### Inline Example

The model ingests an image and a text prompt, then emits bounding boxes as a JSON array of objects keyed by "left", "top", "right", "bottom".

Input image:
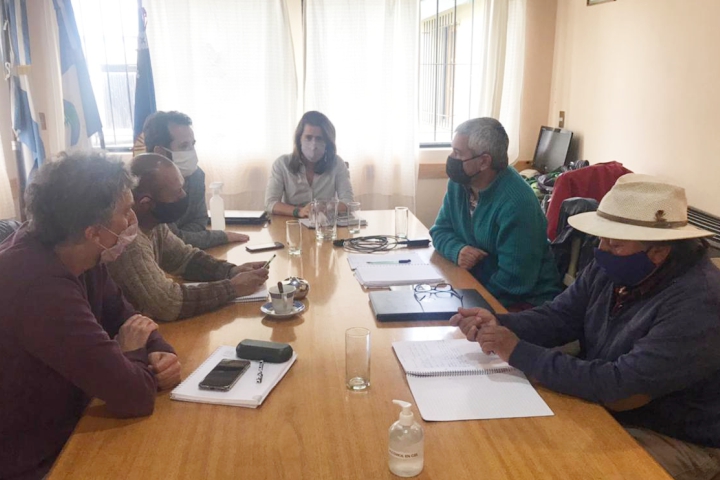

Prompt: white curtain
[
  {"left": 0, "top": 79, "right": 16, "bottom": 219},
  {"left": 304, "top": 0, "right": 418, "bottom": 211},
  {"left": 466, "top": 0, "right": 526, "bottom": 162},
  {"left": 146, "top": 0, "right": 297, "bottom": 209},
  {"left": 0, "top": 145, "right": 15, "bottom": 220}
]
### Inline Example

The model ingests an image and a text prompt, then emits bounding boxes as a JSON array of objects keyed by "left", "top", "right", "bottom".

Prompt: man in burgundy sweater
[{"left": 0, "top": 152, "right": 181, "bottom": 480}]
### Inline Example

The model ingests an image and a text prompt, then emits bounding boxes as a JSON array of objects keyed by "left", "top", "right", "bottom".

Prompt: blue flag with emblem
[
  {"left": 1, "top": 0, "right": 45, "bottom": 181},
  {"left": 132, "top": 4, "right": 156, "bottom": 156},
  {"left": 53, "top": 0, "right": 102, "bottom": 149}
]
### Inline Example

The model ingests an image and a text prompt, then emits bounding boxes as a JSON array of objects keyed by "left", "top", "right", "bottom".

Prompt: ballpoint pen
[
  {"left": 367, "top": 259, "right": 412, "bottom": 264},
  {"left": 262, "top": 254, "right": 277, "bottom": 269},
  {"left": 256, "top": 360, "right": 264, "bottom": 384}
]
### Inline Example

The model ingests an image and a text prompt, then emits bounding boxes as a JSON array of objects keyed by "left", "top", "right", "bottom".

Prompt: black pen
[{"left": 256, "top": 360, "right": 264, "bottom": 384}]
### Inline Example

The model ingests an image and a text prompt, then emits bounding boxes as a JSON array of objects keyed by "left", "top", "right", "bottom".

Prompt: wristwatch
[{"left": 293, "top": 207, "right": 300, "bottom": 218}]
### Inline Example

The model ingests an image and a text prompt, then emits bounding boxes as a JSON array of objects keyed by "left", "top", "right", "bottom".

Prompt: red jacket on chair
[{"left": 546, "top": 161, "right": 633, "bottom": 240}]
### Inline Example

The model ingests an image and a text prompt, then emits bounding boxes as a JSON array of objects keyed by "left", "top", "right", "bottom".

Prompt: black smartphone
[
  {"left": 198, "top": 359, "right": 251, "bottom": 391},
  {"left": 245, "top": 241, "right": 284, "bottom": 253}
]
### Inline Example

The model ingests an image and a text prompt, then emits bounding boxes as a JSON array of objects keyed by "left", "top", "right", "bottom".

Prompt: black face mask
[
  {"left": 445, "top": 155, "right": 484, "bottom": 186},
  {"left": 151, "top": 195, "right": 190, "bottom": 224}
]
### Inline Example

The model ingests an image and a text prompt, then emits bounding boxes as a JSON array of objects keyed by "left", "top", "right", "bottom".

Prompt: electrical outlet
[{"left": 558, "top": 111, "right": 565, "bottom": 128}]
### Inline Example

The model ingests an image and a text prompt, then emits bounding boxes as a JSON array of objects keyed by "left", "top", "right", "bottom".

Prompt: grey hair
[
  {"left": 455, "top": 117, "right": 509, "bottom": 170},
  {"left": 25, "top": 150, "right": 134, "bottom": 246}
]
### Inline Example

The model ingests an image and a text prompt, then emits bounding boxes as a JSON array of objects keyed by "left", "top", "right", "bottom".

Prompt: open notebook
[
  {"left": 393, "top": 339, "right": 553, "bottom": 421},
  {"left": 171, "top": 346, "right": 297, "bottom": 408}
]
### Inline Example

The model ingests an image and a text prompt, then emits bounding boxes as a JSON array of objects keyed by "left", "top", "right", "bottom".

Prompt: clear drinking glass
[
  {"left": 395, "top": 206, "right": 409, "bottom": 239},
  {"left": 345, "top": 327, "right": 370, "bottom": 391},
  {"left": 347, "top": 201, "right": 361, "bottom": 234},
  {"left": 286, "top": 220, "right": 302, "bottom": 255},
  {"left": 311, "top": 198, "right": 339, "bottom": 242}
]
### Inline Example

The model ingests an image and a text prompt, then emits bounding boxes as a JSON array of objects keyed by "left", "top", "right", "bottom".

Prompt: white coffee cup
[{"left": 269, "top": 285, "right": 296, "bottom": 315}]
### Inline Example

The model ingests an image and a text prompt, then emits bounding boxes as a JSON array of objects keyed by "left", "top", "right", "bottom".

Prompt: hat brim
[{"left": 568, "top": 212, "right": 714, "bottom": 241}]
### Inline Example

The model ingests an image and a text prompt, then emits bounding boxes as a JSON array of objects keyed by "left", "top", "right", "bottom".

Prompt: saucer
[{"left": 261, "top": 301, "right": 305, "bottom": 319}]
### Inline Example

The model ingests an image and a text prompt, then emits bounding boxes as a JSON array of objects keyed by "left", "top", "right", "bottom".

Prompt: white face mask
[
  {"left": 301, "top": 139, "right": 326, "bottom": 163},
  {"left": 169, "top": 149, "right": 199, "bottom": 177},
  {"left": 97, "top": 222, "right": 138, "bottom": 263}
]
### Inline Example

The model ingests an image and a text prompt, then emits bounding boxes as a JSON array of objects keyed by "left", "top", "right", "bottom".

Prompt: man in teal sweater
[{"left": 430, "top": 118, "right": 560, "bottom": 308}]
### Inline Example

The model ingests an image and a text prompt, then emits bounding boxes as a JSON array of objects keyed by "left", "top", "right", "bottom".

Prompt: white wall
[{"left": 550, "top": 0, "right": 720, "bottom": 216}]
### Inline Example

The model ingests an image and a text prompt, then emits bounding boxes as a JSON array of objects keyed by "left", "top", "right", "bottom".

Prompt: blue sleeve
[
  {"left": 508, "top": 280, "right": 720, "bottom": 404},
  {"left": 170, "top": 169, "right": 228, "bottom": 249},
  {"left": 429, "top": 183, "right": 466, "bottom": 264},
  {"left": 499, "top": 264, "right": 593, "bottom": 347},
  {"left": 487, "top": 201, "right": 551, "bottom": 297}
]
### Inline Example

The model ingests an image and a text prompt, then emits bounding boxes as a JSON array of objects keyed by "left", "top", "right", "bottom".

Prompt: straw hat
[{"left": 568, "top": 174, "right": 713, "bottom": 241}]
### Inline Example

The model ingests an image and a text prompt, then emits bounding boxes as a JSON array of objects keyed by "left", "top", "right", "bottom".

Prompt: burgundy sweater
[{"left": 0, "top": 228, "right": 176, "bottom": 480}]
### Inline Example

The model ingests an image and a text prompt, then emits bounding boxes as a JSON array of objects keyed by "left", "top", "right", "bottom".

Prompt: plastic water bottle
[{"left": 209, "top": 182, "right": 225, "bottom": 231}]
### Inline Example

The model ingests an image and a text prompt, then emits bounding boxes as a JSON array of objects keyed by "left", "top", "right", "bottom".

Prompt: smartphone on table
[
  {"left": 245, "top": 242, "right": 284, "bottom": 253},
  {"left": 198, "top": 359, "right": 251, "bottom": 391}
]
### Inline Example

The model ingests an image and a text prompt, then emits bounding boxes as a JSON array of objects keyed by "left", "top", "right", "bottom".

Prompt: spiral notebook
[
  {"left": 170, "top": 346, "right": 297, "bottom": 408},
  {"left": 392, "top": 339, "right": 553, "bottom": 421}
]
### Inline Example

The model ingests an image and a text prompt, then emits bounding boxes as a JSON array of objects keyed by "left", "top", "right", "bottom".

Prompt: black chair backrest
[{"left": 551, "top": 198, "right": 600, "bottom": 283}]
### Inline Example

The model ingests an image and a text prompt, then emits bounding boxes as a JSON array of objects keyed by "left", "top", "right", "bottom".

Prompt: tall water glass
[
  {"left": 345, "top": 327, "right": 370, "bottom": 391},
  {"left": 347, "top": 201, "right": 361, "bottom": 234},
  {"left": 395, "top": 206, "right": 409, "bottom": 239},
  {"left": 312, "top": 198, "right": 339, "bottom": 242},
  {"left": 286, "top": 220, "right": 302, "bottom": 255}
]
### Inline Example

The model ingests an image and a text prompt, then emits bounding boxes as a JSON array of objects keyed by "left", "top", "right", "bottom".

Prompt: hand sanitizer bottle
[
  {"left": 388, "top": 400, "right": 424, "bottom": 477},
  {"left": 209, "top": 182, "right": 225, "bottom": 231}
]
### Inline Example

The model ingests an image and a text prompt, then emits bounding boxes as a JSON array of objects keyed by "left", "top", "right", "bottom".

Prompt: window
[
  {"left": 418, "top": 0, "right": 525, "bottom": 147},
  {"left": 419, "top": 9, "right": 456, "bottom": 145},
  {"left": 72, "top": 0, "right": 137, "bottom": 150}
]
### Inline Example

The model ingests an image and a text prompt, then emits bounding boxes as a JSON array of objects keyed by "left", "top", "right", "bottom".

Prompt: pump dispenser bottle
[
  {"left": 388, "top": 399, "right": 424, "bottom": 477},
  {"left": 209, "top": 182, "right": 225, "bottom": 231}
]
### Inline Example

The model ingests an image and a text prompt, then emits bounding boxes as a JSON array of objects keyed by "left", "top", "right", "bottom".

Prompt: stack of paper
[
  {"left": 171, "top": 346, "right": 297, "bottom": 408},
  {"left": 392, "top": 339, "right": 553, "bottom": 421},
  {"left": 354, "top": 264, "right": 445, "bottom": 288},
  {"left": 184, "top": 284, "right": 268, "bottom": 303},
  {"left": 347, "top": 252, "right": 424, "bottom": 270}
]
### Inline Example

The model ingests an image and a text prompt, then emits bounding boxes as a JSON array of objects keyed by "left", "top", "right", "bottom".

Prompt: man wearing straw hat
[{"left": 450, "top": 174, "right": 720, "bottom": 480}]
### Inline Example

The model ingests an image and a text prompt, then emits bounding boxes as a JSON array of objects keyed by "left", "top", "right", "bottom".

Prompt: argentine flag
[
  {"left": 53, "top": 0, "right": 102, "bottom": 150},
  {"left": 1, "top": 0, "right": 45, "bottom": 181}
]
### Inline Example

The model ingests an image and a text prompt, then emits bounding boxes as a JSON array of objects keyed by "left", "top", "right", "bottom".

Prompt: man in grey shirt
[{"left": 143, "top": 111, "right": 249, "bottom": 249}]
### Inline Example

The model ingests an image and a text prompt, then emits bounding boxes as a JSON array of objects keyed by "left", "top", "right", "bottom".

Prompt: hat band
[{"left": 597, "top": 210, "right": 687, "bottom": 229}]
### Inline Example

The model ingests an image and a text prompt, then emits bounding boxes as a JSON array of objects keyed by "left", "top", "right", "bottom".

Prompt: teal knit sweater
[{"left": 429, "top": 168, "right": 560, "bottom": 307}]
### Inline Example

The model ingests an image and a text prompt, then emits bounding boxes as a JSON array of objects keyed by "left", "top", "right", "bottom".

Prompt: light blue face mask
[{"left": 593, "top": 248, "right": 657, "bottom": 286}]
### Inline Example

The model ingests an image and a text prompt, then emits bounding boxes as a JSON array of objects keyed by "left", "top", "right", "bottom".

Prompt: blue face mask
[{"left": 593, "top": 248, "right": 657, "bottom": 286}]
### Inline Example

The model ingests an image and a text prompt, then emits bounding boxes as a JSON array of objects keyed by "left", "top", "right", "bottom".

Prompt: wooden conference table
[{"left": 49, "top": 211, "right": 669, "bottom": 480}]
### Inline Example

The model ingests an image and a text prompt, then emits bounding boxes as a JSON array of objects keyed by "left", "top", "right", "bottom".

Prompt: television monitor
[{"left": 532, "top": 126, "right": 573, "bottom": 174}]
